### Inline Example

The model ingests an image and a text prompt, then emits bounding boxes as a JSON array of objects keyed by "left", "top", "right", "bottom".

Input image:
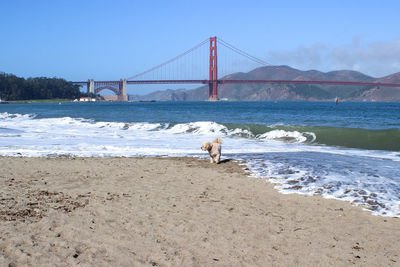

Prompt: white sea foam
[
  {"left": 258, "top": 129, "right": 309, "bottom": 143},
  {"left": 1, "top": 112, "right": 399, "bottom": 217},
  {"left": 245, "top": 153, "right": 400, "bottom": 217}
]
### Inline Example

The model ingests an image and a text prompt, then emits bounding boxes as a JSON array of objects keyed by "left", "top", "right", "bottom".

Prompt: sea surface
[{"left": 1, "top": 101, "right": 399, "bottom": 217}]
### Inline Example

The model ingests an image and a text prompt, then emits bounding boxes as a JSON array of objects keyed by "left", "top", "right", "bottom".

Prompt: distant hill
[
  {"left": 360, "top": 72, "right": 400, "bottom": 101},
  {"left": 129, "top": 66, "right": 400, "bottom": 101}
]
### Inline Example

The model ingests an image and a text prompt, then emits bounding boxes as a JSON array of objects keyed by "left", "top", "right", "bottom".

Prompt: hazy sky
[{"left": 1, "top": 0, "right": 400, "bottom": 84}]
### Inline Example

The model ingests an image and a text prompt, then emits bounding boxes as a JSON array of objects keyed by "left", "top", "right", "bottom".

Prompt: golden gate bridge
[{"left": 73, "top": 37, "right": 400, "bottom": 101}]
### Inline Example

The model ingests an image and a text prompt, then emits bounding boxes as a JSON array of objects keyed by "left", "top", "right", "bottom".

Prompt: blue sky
[{"left": 1, "top": 0, "right": 400, "bottom": 90}]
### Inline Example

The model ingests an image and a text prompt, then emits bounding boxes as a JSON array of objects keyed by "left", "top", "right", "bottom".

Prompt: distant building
[{"left": 78, "top": 97, "right": 96, "bottom": 102}]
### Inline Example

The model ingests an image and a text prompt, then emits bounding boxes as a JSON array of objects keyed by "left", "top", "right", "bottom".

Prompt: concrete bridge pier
[
  {"left": 119, "top": 79, "right": 128, "bottom": 101},
  {"left": 88, "top": 79, "right": 95, "bottom": 96}
]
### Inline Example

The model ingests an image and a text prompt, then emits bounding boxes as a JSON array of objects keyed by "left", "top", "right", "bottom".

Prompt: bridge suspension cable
[
  {"left": 218, "top": 38, "right": 270, "bottom": 66},
  {"left": 126, "top": 38, "right": 209, "bottom": 80}
]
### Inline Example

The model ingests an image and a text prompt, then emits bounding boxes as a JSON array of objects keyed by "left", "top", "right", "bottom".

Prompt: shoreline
[{"left": 1, "top": 156, "right": 399, "bottom": 266}]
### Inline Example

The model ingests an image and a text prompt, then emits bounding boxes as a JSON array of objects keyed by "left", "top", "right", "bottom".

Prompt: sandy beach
[{"left": 0, "top": 156, "right": 399, "bottom": 266}]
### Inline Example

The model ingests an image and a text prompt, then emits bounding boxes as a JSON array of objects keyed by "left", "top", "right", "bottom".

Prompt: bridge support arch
[{"left": 87, "top": 79, "right": 128, "bottom": 101}]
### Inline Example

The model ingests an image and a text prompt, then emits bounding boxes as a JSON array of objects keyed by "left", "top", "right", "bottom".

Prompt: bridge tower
[
  {"left": 208, "top": 36, "right": 218, "bottom": 101},
  {"left": 88, "top": 79, "right": 95, "bottom": 96},
  {"left": 118, "top": 79, "right": 128, "bottom": 101}
]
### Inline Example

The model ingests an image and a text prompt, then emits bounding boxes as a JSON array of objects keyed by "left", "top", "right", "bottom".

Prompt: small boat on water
[{"left": 0, "top": 97, "right": 9, "bottom": 104}]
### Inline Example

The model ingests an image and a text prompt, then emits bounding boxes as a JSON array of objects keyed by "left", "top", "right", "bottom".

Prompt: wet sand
[{"left": 0, "top": 157, "right": 399, "bottom": 266}]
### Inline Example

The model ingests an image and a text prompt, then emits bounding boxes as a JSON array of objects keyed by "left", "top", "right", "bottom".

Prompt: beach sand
[{"left": 0, "top": 157, "right": 399, "bottom": 266}]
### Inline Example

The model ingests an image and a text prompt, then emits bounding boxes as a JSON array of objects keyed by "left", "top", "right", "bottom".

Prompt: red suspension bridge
[{"left": 73, "top": 37, "right": 400, "bottom": 101}]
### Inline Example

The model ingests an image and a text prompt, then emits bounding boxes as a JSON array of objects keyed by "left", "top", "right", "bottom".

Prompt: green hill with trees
[{"left": 0, "top": 72, "right": 82, "bottom": 101}]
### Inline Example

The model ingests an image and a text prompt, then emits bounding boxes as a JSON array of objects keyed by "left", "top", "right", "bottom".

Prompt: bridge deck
[{"left": 72, "top": 80, "right": 400, "bottom": 88}]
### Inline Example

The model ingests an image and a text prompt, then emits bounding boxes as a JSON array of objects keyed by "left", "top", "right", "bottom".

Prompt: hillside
[
  {"left": 0, "top": 73, "right": 82, "bottom": 101},
  {"left": 130, "top": 66, "right": 400, "bottom": 101},
  {"left": 358, "top": 72, "right": 400, "bottom": 101}
]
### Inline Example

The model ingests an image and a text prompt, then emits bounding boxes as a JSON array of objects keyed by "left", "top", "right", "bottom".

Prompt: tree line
[{"left": 0, "top": 72, "right": 83, "bottom": 101}]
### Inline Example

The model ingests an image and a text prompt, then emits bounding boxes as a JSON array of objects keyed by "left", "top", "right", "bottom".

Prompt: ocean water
[{"left": 1, "top": 101, "right": 399, "bottom": 217}]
